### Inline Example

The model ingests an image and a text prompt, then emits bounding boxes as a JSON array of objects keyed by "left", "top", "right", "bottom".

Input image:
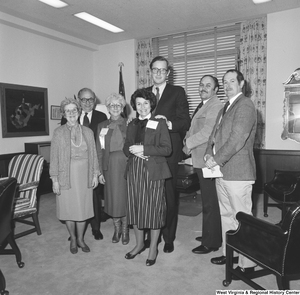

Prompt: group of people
[{"left": 50, "top": 55, "right": 257, "bottom": 274}]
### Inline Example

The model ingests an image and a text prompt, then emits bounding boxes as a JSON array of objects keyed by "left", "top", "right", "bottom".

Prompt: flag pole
[{"left": 118, "top": 62, "right": 127, "bottom": 118}]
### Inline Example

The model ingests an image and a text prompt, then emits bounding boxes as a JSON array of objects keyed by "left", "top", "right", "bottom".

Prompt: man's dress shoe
[
  {"left": 92, "top": 230, "right": 103, "bottom": 240},
  {"left": 232, "top": 266, "right": 255, "bottom": 280},
  {"left": 163, "top": 243, "right": 174, "bottom": 253},
  {"left": 211, "top": 255, "right": 238, "bottom": 265},
  {"left": 195, "top": 236, "right": 202, "bottom": 242},
  {"left": 192, "top": 245, "right": 218, "bottom": 254}
]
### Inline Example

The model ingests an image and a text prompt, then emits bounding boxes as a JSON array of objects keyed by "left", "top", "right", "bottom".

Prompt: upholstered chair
[{"left": 8, "top": 154, "right": 44, "bottom": 239}]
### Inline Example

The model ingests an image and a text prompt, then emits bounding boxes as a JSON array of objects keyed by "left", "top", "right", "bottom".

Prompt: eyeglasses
[
  {"left": 151, "top": 68, "right": 168, "bottom": 75},
  {"left": 80, "top": 97, "right": 95, "bottom": 104},
  {"left": 108, "top": 104, "right": 122, "bottom": 109},
  {"left": 64, "top": 108, "right": 78, "bottom": 115}
]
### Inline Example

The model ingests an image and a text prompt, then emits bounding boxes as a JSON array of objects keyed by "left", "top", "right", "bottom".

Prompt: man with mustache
[
  {"left": 183, "top": 75, "right": 223, "bottom": 254},
  {"left": 205, "top": 69, "right": 257, "bottom": 276}
]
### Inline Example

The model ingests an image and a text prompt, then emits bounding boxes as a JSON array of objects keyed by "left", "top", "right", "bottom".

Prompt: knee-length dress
[
  {"left": 103, "top": 150, "right": 127, "bottom": 217},
  {"left": 126, "top": 120, "right": 166, "bottom": 229},
  {"left": 96, "top": 117, "right": 127, "bottom": 218},
  {"left": 56, "top": 139, "right": 94, "bottom": 221}
]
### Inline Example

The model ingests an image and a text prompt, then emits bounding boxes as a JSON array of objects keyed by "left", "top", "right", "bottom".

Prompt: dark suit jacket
[
  {"left": 61, "top": 109, "right": 107, "bottom": 140},
  {"left": 147, "top": 84, "right": 190, "bottom": 163},
  {"left": 123, "top": 116, "right": 172, "bottom": 181},
  {"left": 205, "top": 94, "right": 257, "bottom": 181}
]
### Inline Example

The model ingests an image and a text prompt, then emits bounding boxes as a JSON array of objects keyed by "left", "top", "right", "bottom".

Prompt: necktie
[
  {"left": 156, "top": 87, "right": 160, "bottom": 102},
  {"left": 192, "top": 102, "right": 203, "bottom": 119},
  {"left": 222, "top": 101, "right": 230, "bottom": 116},
  {"left": 83, "top": 112, "right": 89, "bottom": 127}
]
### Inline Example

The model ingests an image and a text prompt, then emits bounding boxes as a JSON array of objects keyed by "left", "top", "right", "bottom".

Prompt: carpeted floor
[{"left": 2, "top": 192, "right": 300, "bottom": 294}]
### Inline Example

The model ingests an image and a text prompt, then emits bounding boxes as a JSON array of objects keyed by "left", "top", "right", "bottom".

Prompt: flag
[{"left": 119, "top": 66, "right": 127, "bottom": 118}]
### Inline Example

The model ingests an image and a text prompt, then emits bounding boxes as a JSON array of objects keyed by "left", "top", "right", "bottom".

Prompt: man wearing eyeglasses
[
  {"left": 61, "top": 88, "right": 107, "bottom": 240},
  {"left": 146, "top": 56, "right": 190, "bottom": 253}
]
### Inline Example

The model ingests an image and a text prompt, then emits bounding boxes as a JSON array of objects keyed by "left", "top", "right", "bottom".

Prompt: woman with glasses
[
  {"left": 95, "top": 93, "right": 129, "bottom": 245},
  {"left": 50, "top": 97, "right": 100, "bottom": 254},
  {"left": 123, "top": 88, "right": 172, "bottom": 266}
]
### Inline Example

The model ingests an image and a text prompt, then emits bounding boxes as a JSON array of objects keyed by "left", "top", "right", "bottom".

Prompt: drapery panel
[
  {"left": 240, "top": 17, "right": 267, "bottom": 149},
  {"left": 136, "top": 39, "right": 153, "bottom": 89}
]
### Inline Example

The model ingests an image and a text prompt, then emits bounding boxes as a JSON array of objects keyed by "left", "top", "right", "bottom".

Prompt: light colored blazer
[
  {"left": 123, "top": 116, "right": 172, "bottom": 181},
  {"left": 50, "top": 124, "right": 100, "bottom": 189},
  {"left": 205, "top": 94, "right": 257, "bottom": 181},
  {"left": 185, "top": 95, "right": 223, "bottom": 168}
]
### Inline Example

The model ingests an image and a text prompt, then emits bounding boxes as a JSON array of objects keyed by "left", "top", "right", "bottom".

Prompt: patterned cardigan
[{"left": 50, "top": 124, "right": 100, "bottom": 190}]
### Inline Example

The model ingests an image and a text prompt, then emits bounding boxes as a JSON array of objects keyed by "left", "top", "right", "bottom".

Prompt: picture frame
[
  {"left": 51, "top": 105, "right": 62, "bottom": 120},
  {"left": 0, "top": 83, "right": 49, "bottom": 138}
]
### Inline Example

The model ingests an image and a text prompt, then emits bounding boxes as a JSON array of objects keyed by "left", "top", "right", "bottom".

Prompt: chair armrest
[
  {"left": 235, "top": 212, "right": 285, "bottom": 237},
  {"left": 18, "top": 181, "right": 39, "bottom": 192}
]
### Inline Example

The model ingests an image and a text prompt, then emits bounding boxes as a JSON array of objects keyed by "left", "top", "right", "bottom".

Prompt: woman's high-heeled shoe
[
  {"left": 146, "top": 250, "right": 158, "bottom": 266},
  {"left": 77, "top": 240, "right": 90, "bottom": 253},
  {"left": 70, "top": 240, "right": 78, "bottom": 254},
  {"left": 125, "top": 246, "right": 146, "bottom": 260}
]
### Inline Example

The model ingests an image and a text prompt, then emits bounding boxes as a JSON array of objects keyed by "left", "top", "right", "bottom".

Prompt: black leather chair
[
  {"left": 264, "top": 170, "right": 300, "bottom": 220},
  {"left": 223, "top": 202, "right": 300, "bottom": 290},
  {"left": 0, "top": 178, "right": 25, "bottom": 295}
]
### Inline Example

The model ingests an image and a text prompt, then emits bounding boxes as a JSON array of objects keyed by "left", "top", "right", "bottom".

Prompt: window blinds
[{"left": 152, "top": 23, "right": 240, "bottom": 115}]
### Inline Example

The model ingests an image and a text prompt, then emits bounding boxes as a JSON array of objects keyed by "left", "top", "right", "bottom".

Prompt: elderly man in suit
[
  {"left": 146, "top": 56, "right": 190, "bottom": 253},
  {"left": 204, "top": 69, "right": 257, "bottom": 276},
  {"left": 183, "top": 75, "right": 223, "bottom": 254},
  {"left": 61, "top": 88, "right": 107, "bottom": 240}
]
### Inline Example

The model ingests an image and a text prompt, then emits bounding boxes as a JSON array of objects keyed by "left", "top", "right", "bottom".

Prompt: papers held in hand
[{"left": 202, "top": 165, "right": 223, "bottom": 178}]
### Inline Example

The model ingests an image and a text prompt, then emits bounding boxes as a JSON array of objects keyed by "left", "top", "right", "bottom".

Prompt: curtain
[
  {"left": 240, "top": 17, "right": 267, "bottom": 149},
  {"left": 136, "top": 39, "right": 153, "bottom": 88}
]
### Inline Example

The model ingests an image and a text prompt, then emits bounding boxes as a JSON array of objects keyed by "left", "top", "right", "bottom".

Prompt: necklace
[{"left": 71, "top": 124, "right": 82, "bottom": 147}]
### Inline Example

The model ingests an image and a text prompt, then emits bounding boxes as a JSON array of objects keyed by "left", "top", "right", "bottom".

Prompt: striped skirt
[{"left": 127, "top": 156, "right": 166, "bottom": 229}]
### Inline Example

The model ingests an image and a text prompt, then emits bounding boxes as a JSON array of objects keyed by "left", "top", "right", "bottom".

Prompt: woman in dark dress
[
  {"left": 123, "top": 88, "right": 172, "bottom": 266},
  {"left": 96, "top": 93, "right": 129, "bottom": 245}
]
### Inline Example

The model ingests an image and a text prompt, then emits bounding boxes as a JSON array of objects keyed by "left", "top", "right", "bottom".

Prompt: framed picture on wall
[
  {"left": 51, "top": 105, "right": 62, "bottom": 120},
  {"left": 0, "top": 83, "right": 49, "bottom": 138}
]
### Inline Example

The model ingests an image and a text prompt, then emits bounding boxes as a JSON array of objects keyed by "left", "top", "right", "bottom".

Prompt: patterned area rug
[{"left": 178, "top": 192, "right": 202, "bottom": 216}]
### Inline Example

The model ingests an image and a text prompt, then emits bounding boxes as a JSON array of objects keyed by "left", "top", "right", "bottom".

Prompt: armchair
[
  {"left": 223, "top": 203, "right": 300, "bottom": 290},
  {"left": 263, "top": 170, "right": 300, "bottom": 220},
  {"left": 0, "top": 178, "right": 24, "bottom": 295},
  {"left": 8, "top": 154, "right": 44, "bottom": 239}
]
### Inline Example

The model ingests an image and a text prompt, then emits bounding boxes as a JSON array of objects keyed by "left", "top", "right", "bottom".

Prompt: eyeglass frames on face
[
  {"left": 108, "top": 104, "right": 122, "bottom": 109},
  {"left": 80, "top": 97, "right": 95, "bottom": 104},
  {"left": 151, "top": 68, "right": 168, "bottom": 75},
  {"left": 64, "top": 108, "right": 78, "bottom": 115}
]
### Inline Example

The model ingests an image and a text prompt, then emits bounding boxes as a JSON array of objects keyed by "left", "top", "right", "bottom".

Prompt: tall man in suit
[
  {"left": 183, "top": 75, "right": 223, "bottom": 254},
  {"left": 204, "top": 69, "right": 257, "bottom": 275},
  {"left": 147, "top": 56, "right": 190, "bottom": 253},
  {"left": 61, "top": 88, "right": 107, "bottom": 240}
]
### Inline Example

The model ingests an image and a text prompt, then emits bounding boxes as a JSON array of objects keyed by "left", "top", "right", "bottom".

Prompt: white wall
[
  {"left": 265, "top": 7, "right": 300, "bottom": 150},
  {"left": 1, "top": 7, "right": 300, "bottom": 154},
  {"left": 93, "top": 39, "right": 137, "bottom": 118},
  {"left": 0, "top": 22, "right": 94, "bottom": 154}
]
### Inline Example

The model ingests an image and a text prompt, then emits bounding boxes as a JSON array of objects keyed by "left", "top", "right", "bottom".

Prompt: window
[{"left": 152, "top": 23, "right": 240, "bottom": 115}]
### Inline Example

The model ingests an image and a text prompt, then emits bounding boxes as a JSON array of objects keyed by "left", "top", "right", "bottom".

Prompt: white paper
[
  {"left": 146, "top": 120, "right": 158, "bottom": 129},
  {"left": 202, "top": 165, "right": 223, "bottom": 178}
]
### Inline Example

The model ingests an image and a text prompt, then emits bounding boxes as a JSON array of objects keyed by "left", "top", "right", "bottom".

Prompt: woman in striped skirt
[{"left": 123, "top": 88, "right": 172, "bottom": 266}]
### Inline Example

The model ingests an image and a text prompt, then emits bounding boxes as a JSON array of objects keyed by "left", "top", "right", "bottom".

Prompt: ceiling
[{"left": 0, "top": 0, "right": 299, "bottom": 47}]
